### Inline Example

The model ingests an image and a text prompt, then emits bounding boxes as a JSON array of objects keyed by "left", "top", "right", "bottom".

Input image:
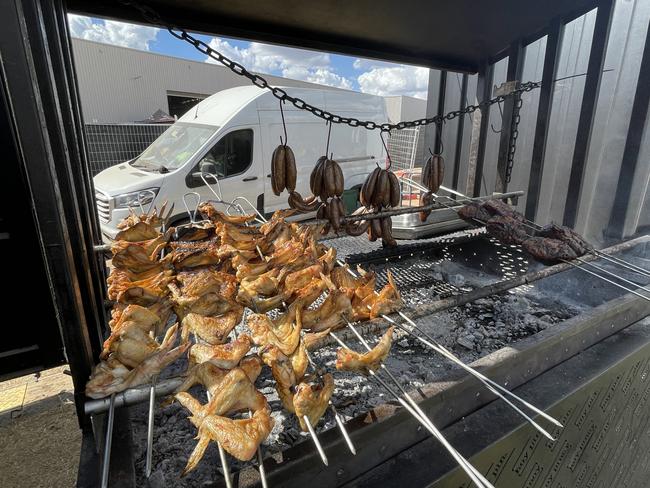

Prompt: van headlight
[{"left": 113, "top": 188, "right": 159, "bottom": 209}]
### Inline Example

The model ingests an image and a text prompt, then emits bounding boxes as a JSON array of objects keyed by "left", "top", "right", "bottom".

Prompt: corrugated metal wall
[
  {"left": 71, "top": 39, "right": 344, "bottom": 123},
  {"left": 423, "top": 0, "right": 650, "bottom": 246}
]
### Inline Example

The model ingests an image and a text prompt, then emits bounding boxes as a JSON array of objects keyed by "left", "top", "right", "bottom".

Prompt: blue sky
[{"left": 67, "top": 14, "right": 429, "bottom": 99}]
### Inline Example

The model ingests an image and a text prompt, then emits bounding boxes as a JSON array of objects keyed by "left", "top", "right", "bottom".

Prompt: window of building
[{"left": 167, "top": 94, "right": 205, "bottom": 119}]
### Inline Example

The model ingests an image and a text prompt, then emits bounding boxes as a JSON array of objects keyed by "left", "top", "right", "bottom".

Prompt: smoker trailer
[{"left": 1, "top": 0, "right": 649, "bottom": 486}]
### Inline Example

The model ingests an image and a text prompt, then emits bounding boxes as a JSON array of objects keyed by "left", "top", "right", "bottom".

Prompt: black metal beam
[
  {"left": 563, "top": 0, "right": 615, "bottom": 227},
  {"left": 495, "top": 41, "right": 526, "bottom": 193},
  {"left": 525, "top": 19, "right": 564, "bottom": 220},
  {"left": 452, "top": 74, "right": 469, "bottom": 192},
  {"left": 472, "top": 62, "right": 494, "bottom": 197},
  {"left": 434, "top": 71, "right": 447, "bottom": 154},
  {"left": 606, "top": 19, "right": 650, "bottom": 239},
  {"left": 0, "top": 0, "right": 105, "bottom": 427}
]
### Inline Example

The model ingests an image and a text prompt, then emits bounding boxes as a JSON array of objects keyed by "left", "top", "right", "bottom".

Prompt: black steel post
[
  {"left": 472, "top": 62, "right": 494, "bottom": 197},
  {"left": 452, "top": 74, "right": 469, "bottom": 193},
  {"left": 435, "top": 71, "right": 447, "bottom": 154},
  {"left": 606, "top": 19, "right": 650, "bottom": 239},
  {"left": 495, "top": 41, "right": 526, "bottom": 193},
  {"left": 0, "top": 0, "right": 105, "bottom": 426},
  {"left": 563, "top": 0, "right": 615, "bottom": 227},
  {"left": 525, "top": 19, "right": 563, "bottom": 221}
]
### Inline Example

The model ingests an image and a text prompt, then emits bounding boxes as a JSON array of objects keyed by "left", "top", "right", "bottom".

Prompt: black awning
[{"left": 68, "top": 0, "right": 600, "bottom": 73}]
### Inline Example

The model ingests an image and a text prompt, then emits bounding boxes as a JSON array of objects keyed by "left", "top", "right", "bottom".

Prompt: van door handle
[
  {"left": 243, "top": 176, "right": 258, "bottom": 182},
  {"left": 266, "top": 174, "right": 272, "bottom": 178}
]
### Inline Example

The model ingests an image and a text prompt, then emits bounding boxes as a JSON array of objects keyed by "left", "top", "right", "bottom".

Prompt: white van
[{"left": 94, "top": 86, "right": 387, "bottom": 240}]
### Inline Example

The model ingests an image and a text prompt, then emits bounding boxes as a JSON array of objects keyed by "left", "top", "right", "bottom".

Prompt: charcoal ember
[
  {"left": 457, "top": 202, "right": 492, "bottom": 223},
  {"left": 522, "top": 236, "right": 578, "bottom": 263},
  {"left": 485, "top": 216, "right": 529, "bottom": 245},
  {"left": 482, "top": 199, "right": 525, "bottom": 221},
  {"left": 538, "top": 224, "right": 592, "bottom": 256}
]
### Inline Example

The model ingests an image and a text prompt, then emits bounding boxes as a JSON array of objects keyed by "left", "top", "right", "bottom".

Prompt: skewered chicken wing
[
  {"left": 115, "top": 221, "right": 161, "bottom": 242},
  {"left": 336, "top": 326, "right": 394, "bottom": 374},
  {"left": 356, "top": 271, "right": 403, "bottom": 320},
  {"left": 117, "top": 202, "right": 171, "bottom": 230},
  {"left": 181, "top": 405, "right": 273, "bottom": 467},
  {"left": 301, "top": 290, "right": 353, "bottom": 332},
  {"left": 180, "top": 308, "right": 243, "bottom": 344},
  {"left": 112, "top": 244, "right": 162, "bottom": 274},
  {"left": 86, "top": 324, "right": 189, "bottom": 398},
  {"left": 260, "top": 345, "right": 299, "bottom": 411},
  {"left": 189, "top": 334, "right": 252, "bottom": 369},
  {"left": 248, "top": 306, "right": 303, "bottom": 355},
  {"left": 293, "top": 373, "right": 334, "bottom": 432}
]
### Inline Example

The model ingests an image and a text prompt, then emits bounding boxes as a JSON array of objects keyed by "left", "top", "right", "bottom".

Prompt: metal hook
[
  {"left": 380, "top": 130, "right": 392, "bottom": 170},
  {"left": 325, "top": 120, "right": 333, "bottom": 158},
  {"left": 182, "top": 192, "right": 201, "bottom": 223},
  {"left": 279, "top": 99, "right": 288, "bottom": 146},
  {"left": 490, "top": 100, "right": 504, "bottom": 133}
]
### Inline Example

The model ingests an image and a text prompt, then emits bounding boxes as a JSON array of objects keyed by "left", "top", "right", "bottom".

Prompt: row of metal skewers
[{"left": 91, "top": 172, "right": 648, "bottom": 488}]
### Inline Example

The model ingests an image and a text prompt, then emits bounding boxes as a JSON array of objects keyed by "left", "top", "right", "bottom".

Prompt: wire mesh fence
[
  {"left": 85, "top": 123, "right": 171, "bottom": 175},
  {"left": 387, "top": 127, "right": 423, "bottom": 172}
]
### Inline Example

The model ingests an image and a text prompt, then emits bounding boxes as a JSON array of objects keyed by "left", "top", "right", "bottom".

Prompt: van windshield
[{"left": 131, "top": 122, "right": 218, "bottom": 172}]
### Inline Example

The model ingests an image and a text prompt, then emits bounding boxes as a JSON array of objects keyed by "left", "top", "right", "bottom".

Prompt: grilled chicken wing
[
  {"left": 336, "top": 326, "right": 394, "bottom": 374},
  {"left": 260, "top": 345, "right": 298, "bottom": 412},
  {"left": 86, "top": 324, "right": 188, "bottom": 398},
  {"left": 356, "top": 271, "right": 403, "bottom": 320},
  {"left": 248, "top": 307, "right": 303, "bottom": 355},
  {"left": 112, "top": 245, "right": 162, "bottom": 274},
  {"left": 301, "top": 290, "right": 353, "bottom": 332},
  {"left": 180, "top": 308, "right": 243, "bottom": 344},
  {"left": 189, "top": 334, "right": 252, "bottom": 369},
  {"left": 293, "top": 373, "right": 334, "bottom": 432},
  {"left": 182, "top": 406, "right": 273, "bottom": 468},
  {"left": 115, "top": 221, "right": 161, "bottom": 242}
]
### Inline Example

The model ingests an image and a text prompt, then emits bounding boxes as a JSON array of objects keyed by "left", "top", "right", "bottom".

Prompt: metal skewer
[
  {"left": 303, "top": 414, "right": 329, "bottom": 466},
  {"left": 329, "top": 331, "right": 492, "bottom": 488},
  {"left": 575, "top": 257, "right": 650, "bottom": 294},
  {"left": 336, "top": 259, "right": 563, "bottom": 433},
  {"left": 205, "top": 389, "right": 234, "bottom": 488},
  {"left": 145, "top": 378, "right": 157, "bottom": 477},
  {"left": 390, "top": 312, "right": 563, "bottom": 429},
  {"left": 589, "top": 251, "right": 650, "bottom": 278},
  {"left": 100, "top": 393, "right": 116, "bottom": 488},
  {"left": 561, "top": 259, "right": 650, "bottom": 301},
  {"left": 304, "top": 348, "right": 357, "bottom": 455}
]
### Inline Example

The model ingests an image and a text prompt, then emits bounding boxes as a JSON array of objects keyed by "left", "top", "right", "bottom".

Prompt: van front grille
[{"left": 95, "top": 191, "right": 111, "bottom": 223}]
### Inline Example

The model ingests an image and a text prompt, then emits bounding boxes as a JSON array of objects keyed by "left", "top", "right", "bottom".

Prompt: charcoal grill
[{"left": 2, "top": 0, "right": 650, "bottom": 487}]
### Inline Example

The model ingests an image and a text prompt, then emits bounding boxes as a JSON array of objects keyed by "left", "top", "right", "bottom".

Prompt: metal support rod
[
  {"left": 100, "top": 393, "right": 116, "bottom": 488},
  {"left": 330, "top": 331, "right": 492, "bottom": 488},
  {"left": 145, "top": 381, "right": 156, "bottom": 478},
  {"left": 307, "top": 189, "right": 524, "bottom": 226}
]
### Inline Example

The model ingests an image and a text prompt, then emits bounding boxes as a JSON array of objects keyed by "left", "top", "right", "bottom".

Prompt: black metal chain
[
  {"left": 505, "top": 91, "right": 523, "bottom": 183},
  {"left": 121, "top": 0, "right": 540, "bottom": 133}
]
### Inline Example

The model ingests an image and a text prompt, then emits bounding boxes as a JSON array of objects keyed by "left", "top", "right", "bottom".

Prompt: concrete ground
[{"left": 0, "top": 366, "right": 81, "bottom": 488}]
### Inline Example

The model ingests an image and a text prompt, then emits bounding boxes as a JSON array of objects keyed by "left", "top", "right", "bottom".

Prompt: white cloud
[
  {"left": 357, "top": 65, "right": 429, "bottom": 99},
  {"left": 206, "top": 38, "right": 352, "bottom": 89},
  {"left": 67, "top": 14, "right": 159, "bottom": 51}
]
